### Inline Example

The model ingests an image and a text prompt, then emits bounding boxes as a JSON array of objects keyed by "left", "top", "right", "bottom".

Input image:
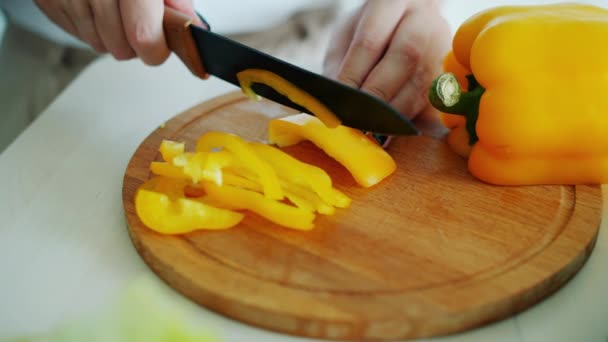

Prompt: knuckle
[
  {"left": 128, "top": 23, "right": 154, "bottom": 49},
  {"left": 395, "top": 42, "right": 421, "bottom": 66},
  {"left": 126, "top": 23, "right": 168, "bottom": 65}
]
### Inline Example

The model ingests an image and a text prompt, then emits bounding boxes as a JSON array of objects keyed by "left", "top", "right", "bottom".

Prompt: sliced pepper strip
[
  {"left": 248, "top": 142, "right": 351, "bottom": 208},
  {"left": 159, "top": 140, "right": 185, "bottom": 162},
  {"left": 223, "top": 166, "right": 319, "bottom": 213},
  {"left": 281, "top": 181, "right": 335, "bottom": 215},
  {"left": 268, "top": 114, "right": 396, "bottom": 187},
  {"left": 135, "top": 176, "right": 244, "bottom": 234},
  {"left": 196, "top": 132, "right": 283, "bottom": 200},
  {"left": 223, "top": 172, "right": 262, "bottom": 192},
  {"left": 172, "top": 151, "right": 232, "bottom": 185},
  {"left": 187, "top": 171, "right": 317, "bottom": 212},
  {"left": 282, "top": 189, "right": 316, "bottom": 212},
  {"left": 201, "top": 182, "right": 315, "bottom": 230},
  {"left": 151, "top": 149, "right": 232, "bottom": 185},
  {"left": 236, "top": 69, "right": 341, "bottom": 128},
  {"left": 150, "top": 162, "right": 188, "bottom": 180}
]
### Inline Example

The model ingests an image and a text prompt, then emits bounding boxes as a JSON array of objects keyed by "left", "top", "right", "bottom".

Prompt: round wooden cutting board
[{"left": 122, "top": 91, "right": 602, "bottom": 341}]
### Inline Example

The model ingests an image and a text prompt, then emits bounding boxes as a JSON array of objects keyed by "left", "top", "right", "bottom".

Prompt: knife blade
[{"left": 163, "top": 8, "right": 419, "bottom": 136}]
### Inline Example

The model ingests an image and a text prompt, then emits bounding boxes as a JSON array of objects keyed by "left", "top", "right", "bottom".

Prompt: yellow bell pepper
[
  {"left": 268, "top": 114, "right": 396, "bottom": 187},
  {"left": 237, "top": 69, "right": 341, "bottom": 128},
  {"left": 201, "top": 182, "right": 315, "bottom": 230},
  {"left": 135, "top": 176, "right": 244, "bottom": 234},
  {"left": 429, "top": 3, "right": 608, "bottom": 185},
  {"left": 196, "top": 132, "right": 283, "bottom": 199}
]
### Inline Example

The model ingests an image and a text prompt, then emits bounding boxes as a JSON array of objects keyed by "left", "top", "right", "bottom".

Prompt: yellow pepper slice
[
  {"left": 223, "top": 166, "right": 319, "bottom": 212},
  {"left": 196, "top": 132, "right": 283, "bottom": 200},
  {"left": 268, "top": 114, "right": 396, "bottom": 187},
  {"left": 172, "top": 151, "right": 232, "bottom": 185},
  {"left": 281, "top": 181, "right": 334, "bottom": 215},
  {"left": 248, "top": 142, "right": 351, "bottom": 208},
  {"left": 236, "top": 69, "right": 341, "bottom": 128},
  {"left": 159, "top": 140, "right": 185, "bottom": 162},
  {"left": 135, "top": 176, "right": 244, "bottom": 234},
  {"left": 151, "top": 148, "right": 232, "bottom": 185},
  {"left": 150, "top": 162, "right": 188, "bottom": 180},
  {"left": 201, "top": 182, "right": 315, "bottom": 230},
  {"left": 223, "top": 172, "right": 262, "bottom": 192},
  {"left": 282, "top": 189, "right": 317, "bottom": 213},
  {"left": 187, "top": 170, "right": 318, "bottom": 213}
]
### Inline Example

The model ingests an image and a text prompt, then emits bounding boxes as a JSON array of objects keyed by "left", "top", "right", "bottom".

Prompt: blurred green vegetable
[{"left": 4, "top": 276, "right": 218, "bottom": 342}]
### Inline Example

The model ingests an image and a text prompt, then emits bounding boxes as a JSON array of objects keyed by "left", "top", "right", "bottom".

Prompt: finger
[
  {"left": 120, "top": 0, "right": 170, "bottom": 65},
  {"left": 390, "top": 64, "right": 432, "bottom": 120},
  {"left": 402, "top": 12, "right": 451, "bottom": 121},
  {"left": 65, "top": 0, "right": 106, "bottom": 52},
  {"left": 90, "top": 0, "right": 135, "bottom": 60},
  {"left": 323, "top": 6, "right": 363, "bottom": 78},
  {"left": 360, "top": 7, "right": 432, "bottom": 102},
  {"left": 335, "top": 0, "right": 409, "bottom": 88},
  {"left": 165, "top": 0, "right": 204, "bottom": 26},
  {"left": 35, "top": 0, "right": 79, "bottom": 38}
]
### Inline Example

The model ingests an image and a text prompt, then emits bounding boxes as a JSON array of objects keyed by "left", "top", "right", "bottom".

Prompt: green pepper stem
[{"left": 428, "top": 72, "right": 485, "bottom": 145}]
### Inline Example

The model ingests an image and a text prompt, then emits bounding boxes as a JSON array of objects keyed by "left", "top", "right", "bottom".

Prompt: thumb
[{"left": 165, "top": 0, "right": 205, "bottom": 26}]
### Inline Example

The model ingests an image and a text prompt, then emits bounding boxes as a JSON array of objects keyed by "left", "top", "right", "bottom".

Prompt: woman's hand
[
  {"left": 324, "top": 0, "right": 451, "bottom": 121},
  {"left": 34, "top": 0, "right": 201, "bottom": 65}
]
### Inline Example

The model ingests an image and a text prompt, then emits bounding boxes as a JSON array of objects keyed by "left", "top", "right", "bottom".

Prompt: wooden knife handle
[{"left": 163, "top": 6, "right": 208, "bottom": 79}]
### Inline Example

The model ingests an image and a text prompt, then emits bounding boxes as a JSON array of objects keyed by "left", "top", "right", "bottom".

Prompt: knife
[{"left": 162, "top": 7, "right": 419, "bottom": 136}]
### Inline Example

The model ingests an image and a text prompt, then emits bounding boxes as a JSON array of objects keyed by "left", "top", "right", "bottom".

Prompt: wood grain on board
[{"left": 123, "top": 91, "right": 602, "bottom": 341}]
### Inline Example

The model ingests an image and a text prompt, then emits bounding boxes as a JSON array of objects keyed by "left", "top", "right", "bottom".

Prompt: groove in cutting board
[{"left": 123, "top": 91, "right": 602, "bottom": 341}]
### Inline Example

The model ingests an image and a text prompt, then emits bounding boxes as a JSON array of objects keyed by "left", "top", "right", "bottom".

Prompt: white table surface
[{"left": 2, "top": 2, "right": 608, "bottom": 341}]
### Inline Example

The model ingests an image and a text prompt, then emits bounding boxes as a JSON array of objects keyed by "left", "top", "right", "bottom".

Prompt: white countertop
[{"left": 2, "top": 2, "right": 608, "bottom": 341}]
